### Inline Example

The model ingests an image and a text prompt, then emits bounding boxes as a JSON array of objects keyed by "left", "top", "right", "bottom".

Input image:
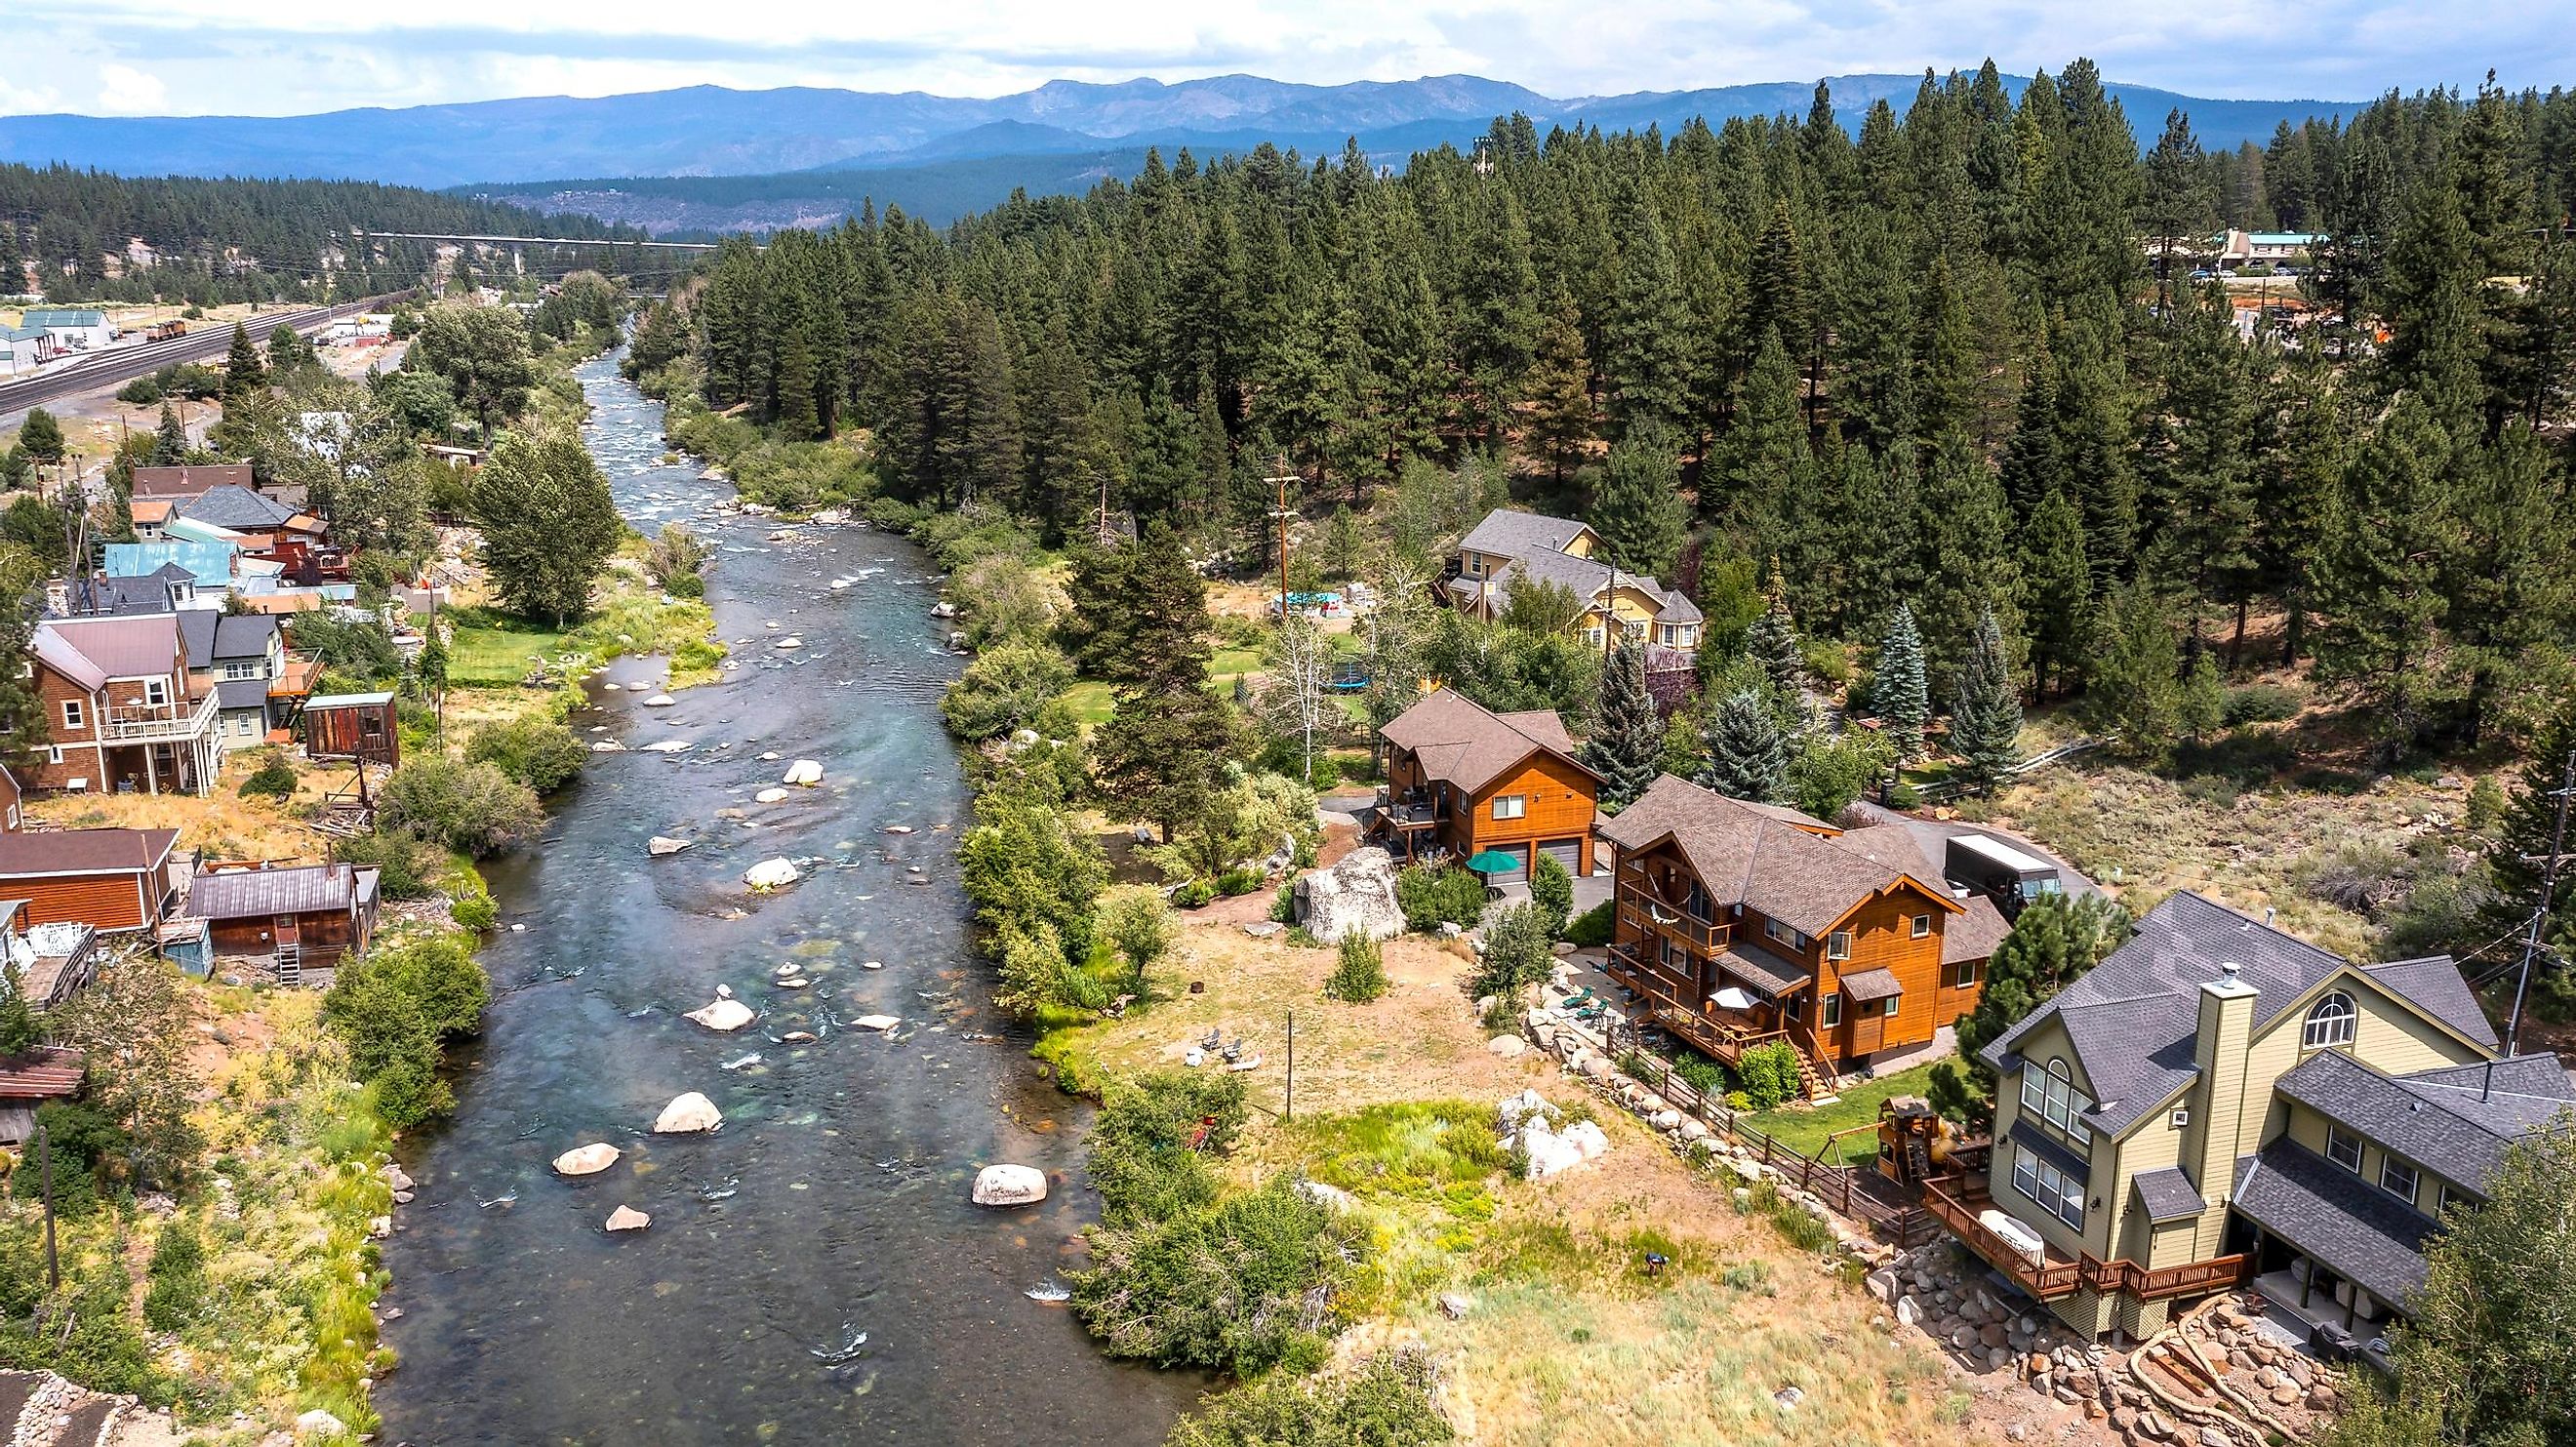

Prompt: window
[
  {"left": 1882, "top": 994, "right": 1901, "bottom": 1017},
  {"left": 1910, "top": 913, "right": 1932, "bottom": 939},
  {"left": 1467, "top": 554, "right": 1484, "bottom": 576},
  {"left": 2326, "top": 1125, "right": 2363, "bottom": 1174},
  {"left": 2437, "top": 1183, "right": 2467, "bottom": 1216},
  {"left": 1950, "top": 958, "right": 1982, "bottom": 989},
  {"left": 2303, "top": 992, "right": 2357, "bottom": 1051},
  {"left": 2380, "top": 1156, "right": 2419, "bottom": 1205},
  {"left": 1827, "top": 930, "right": 1852, "bottom": 961},
  {"left": 1784, "top": 991, "right": 1804, "bottom": 1022},
  {"left": 2011, "top": 1145, "right": 2086, "bottom": 1229},
  {"left": 1492, "top": 794, "right": 1526, "bottom": 821},
  {"left": 60, "top": 699, "right": 83, "bottom": 730},
  {"left": 1763, "top": 917, "right": 1808, "bottom": 950},
  {"left": 1820, "top": 993, "right": 1841, "bottom": 1028},
  {"left": 222, "top": 661, "right": 262, "bottom": 680},
  {"left": 142, "top": 678, "right": 168, "bottom": 707},
  {"left": 2019, "top": 1060, "right": 2094, "bottom": 1146},
  {"left": 2170, "top": 1106, "right": 2192, "bottom": 1130}
]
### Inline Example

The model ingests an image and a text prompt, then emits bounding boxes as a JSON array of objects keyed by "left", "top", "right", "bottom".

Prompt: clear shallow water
[{"left": 375, "top": 349, "right": 1198, "bottom": 1444}]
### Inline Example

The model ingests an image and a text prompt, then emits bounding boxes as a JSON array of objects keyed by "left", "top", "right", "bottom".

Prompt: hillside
[{"left": 0, "top": 72, "right": 2362, "bottom": 193}]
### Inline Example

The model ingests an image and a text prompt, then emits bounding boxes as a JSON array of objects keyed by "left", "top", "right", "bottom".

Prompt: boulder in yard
[
  {"left": 653, "top": 1092, "right": 723, "bottom": 1134},
  {"left": 295, "top": 1409, "right": 348, "bottom": 1438},
  {"left": 552, "top": 1143, "right": 622, "bottom": 1177},
  {"left": 972, "top": 1164, "right": 1048, "bottom": 1206},
  {"left": 686, "top": 998, "right": 756, "bottom": 1032},
  {"left": 1292, "top": 846, "right": 1405, "bottom": 945},
  {"left": 1488, "top": 1034, "right": 1527, "bottom": 1058},
  {"left": 743, "top": 858, "right": 801, "bottom": 891}
]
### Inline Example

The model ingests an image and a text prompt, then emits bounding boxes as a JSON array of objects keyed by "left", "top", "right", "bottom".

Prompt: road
[{"left": 0, "top": 293, "right": 410, "bottom": 424}]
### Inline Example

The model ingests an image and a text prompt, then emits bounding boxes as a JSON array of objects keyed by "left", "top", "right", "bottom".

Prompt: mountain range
[{"left": 0, "top": 72, "right": 2359, "bottom": 194}]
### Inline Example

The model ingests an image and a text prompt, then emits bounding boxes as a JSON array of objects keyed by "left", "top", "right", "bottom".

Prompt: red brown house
[
  {"left": 1365, "top": 689, "right": 1599, "bottom": 882},
  {"left": 0, "top": 827, "right": 183, "bottom": 932},
  {"left": 187, "top": 861, "right": 381, "bottom": 983},
  {"left": 1598, "top": 775, "right": 2007, "bottom": 1097},
  {"left": 23, "top": 614, "right": 224, "bottom": 795}
]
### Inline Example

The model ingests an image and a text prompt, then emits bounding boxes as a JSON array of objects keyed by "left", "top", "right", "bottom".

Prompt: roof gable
[
  {"left": 1380, "top": 689, "right": 1591, "bottom": 794},
  {"left": 1459, "top": 508, "right": 1595, "bottom": 560},
  {"left": 1602, "top": 774, "right": 1955, "bottom": 937}
]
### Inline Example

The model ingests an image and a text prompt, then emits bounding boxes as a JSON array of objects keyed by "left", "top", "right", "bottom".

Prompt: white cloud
[{"left": 96, "top": 63, "right": 169, "bottom": 114}]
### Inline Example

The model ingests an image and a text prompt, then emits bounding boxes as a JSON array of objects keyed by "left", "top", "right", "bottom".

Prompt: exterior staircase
[{"left": 274, "top": 940, "right": 302, "bottom": 988}]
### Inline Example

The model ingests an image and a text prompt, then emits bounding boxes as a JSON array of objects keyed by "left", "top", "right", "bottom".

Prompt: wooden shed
[
  {"left": 0, "top": 1047, "right": 85, "bottom": 1147},
  {"left": 0, "top": 828, "right": 183, "bottom": 932},
  {"left": 186, "top": 861, "right": 381, "bottom": 983},
  {"left": 302, "top": 692, "right": 400, "bottom": 766}
]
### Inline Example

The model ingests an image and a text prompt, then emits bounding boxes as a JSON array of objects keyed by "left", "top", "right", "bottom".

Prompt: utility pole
[
  {"left": 1284, "top": 1009, "right": 1295, "bottom": 1123},
  {"left": 35, "top": 1117, "right": 59, "bottom": 1292},
  {"left": 1266, "top": 455, "right": 1299, "bottom": 621},
  {"left": 2504, "top": 747, "right": 2576, "bottom": 1066}
]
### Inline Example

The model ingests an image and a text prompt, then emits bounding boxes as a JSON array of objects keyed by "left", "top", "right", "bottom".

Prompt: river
[{"left": 375, "top": 348, "right": 1200, "bottom": 1444}]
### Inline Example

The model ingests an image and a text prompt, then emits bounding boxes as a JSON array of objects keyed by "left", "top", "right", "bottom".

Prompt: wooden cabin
[
  {"left": 0, "top": 1048, "right": 85, "bottom": 1147},
  {"left": 186, "top": 861, "right": 381, "bottom": 984},
  {"left": 1366, "top": 688, "right": 1599, "bottom": 882},
  {"left": 1596, "top": 775, "right": 2007, "bottom": 1097},
  {"left": 0, "top": 828, "right": 183, "bottom": 932},
  {"left": 302, "top": 692, "right": 399, "bottom": 766}
]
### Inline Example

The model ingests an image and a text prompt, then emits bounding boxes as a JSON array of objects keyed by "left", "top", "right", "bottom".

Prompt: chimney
[{"left": 2188, "top": 960, "right": 2261, "bottom": 1256}]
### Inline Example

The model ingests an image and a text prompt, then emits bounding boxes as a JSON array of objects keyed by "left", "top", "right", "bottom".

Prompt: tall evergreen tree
[
  {"left": 1090, "top": 523, "right": 1241, "bottom": 839},
  {"left": 1950, "top": 608, "right": 2023, "bottom": 791},
  {"left": 2016, "top": 486, "right": 2092, "bottom": 700},
  {"left": 1697, "top": 687, "right": 1789, "bottom": 804},
  {"left": 1589, "top": 419, "right": 1687, "bottom": 578},
  {"left": 1746, "top": 562, "right": 1806, "bottom": 701},
  {"left": 2312, "top": 395, "right": 2457, "bottom": 758},
  {"left": 1521, "top": 291, "right": 1594, "bottom": 484},
  {"left": 222, "top": 321, "right": 264, "bottom": 400},
  {"left": 1578, "top": 636, "right": 1664, "bottom": 811},
  {"left": 1873, "top": 603, "right": 1930, "bottom": 762},
  {"left": 150, "top": 403, "right": 187, "bottom": 465}
]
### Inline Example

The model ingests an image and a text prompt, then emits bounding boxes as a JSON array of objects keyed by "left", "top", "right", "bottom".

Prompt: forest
[
  {"left": 0, "top": 163, "right": 652, "bottom": 305},
  {"left": 650, "top": 61, "right": 2576, "bottom": 768}
]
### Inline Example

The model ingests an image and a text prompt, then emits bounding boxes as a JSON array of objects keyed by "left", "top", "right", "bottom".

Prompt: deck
[{"left": 1921, "top": 1178, "right": 2251, "bottom": 1305}]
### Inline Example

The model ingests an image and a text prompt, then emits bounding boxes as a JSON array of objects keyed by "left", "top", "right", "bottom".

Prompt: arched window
[
  {"left": 2303, "top": 991, "right": 2357, "bottom": 1051},
  {"left": 2018, "top": 1058, "right": 2094, "bottom": 1145}
]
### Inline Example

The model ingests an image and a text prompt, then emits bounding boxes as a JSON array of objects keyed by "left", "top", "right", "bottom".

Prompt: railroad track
[{"left": 0, "top": 291, "right": 413, "bottom": 422}]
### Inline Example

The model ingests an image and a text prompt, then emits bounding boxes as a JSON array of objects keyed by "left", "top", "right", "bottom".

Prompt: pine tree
[
  {"left": 1713, "top": 327, "right": 1806, "bottom": 543},
  {"left": 151, "top": 403, "right": 187, "bottom": 465},
  {"left": 1950, "top": 608, "right": 2023, "bottom": 792},
  {"left": 15, "top": 408, "right": 63, "bottom": 467},
  {"left": 1579, "top": 636, "right": 1664, "bottom": 811},
  {"left": 1589, "top": 420, "right": 1687, "bottom": 578},
  {"left": 1746, "top": 562, "right": 1805, "bottom": 701},
  {"left": 1521, "top": 291, "right": 1594, "bottom": 484},
  {"left": 1913, "top": 429, "right": 2021, "bottom": 692},
  {"left": 1090, "top": 523, "right": 1241, "bottom": 840},
  {"left": 2312, "top": 395, "right": 2457, "bottom": 759},
  {"left": 1599, "top": 192, "right": 1694, "bottom": 437},
  {"left": 1953, "top": 893, "right": 2132, "bottom": 1066},
  {"left": 2016, "top": 487, "right": 2092, "bottom": 699},
  {"left": 2486, "top": 703, "right": 2576, "bottom": 952},
  {"left": 222, "top": 321, "right": 264, "bottom": 400},
  {"left": 2085, "top": 583, "right": 2184, "bottom": 760},
  {"left": 1873, "top": 603, "right": 1930, "bottom": 761},
  {"left": 1697, "top": 687, "right": 1789, "bottom": 804}
]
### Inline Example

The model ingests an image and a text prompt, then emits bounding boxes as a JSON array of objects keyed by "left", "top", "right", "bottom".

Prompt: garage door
[
  {"left": 1539, "top": 837, "right": 1584, "bottom": 874},
  {"left": 1490, "top": 843, "right": 1529, "bottom": 884}
]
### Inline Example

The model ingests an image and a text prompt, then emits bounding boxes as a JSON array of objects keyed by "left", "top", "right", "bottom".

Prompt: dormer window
[{"left": 2302, "top": 991, "right": 2357, "bottom": 1051}]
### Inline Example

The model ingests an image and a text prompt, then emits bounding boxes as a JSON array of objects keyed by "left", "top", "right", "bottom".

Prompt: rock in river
[
  {"left": 851, "top": 1014, "right": 902, "bottom": 1032},
  {"left": 972, "top": 1164, "right": 1048, "bottom": 1206},
  {"left": 605, "top": 1205, "right": 652, "bottom": 1232},
  {"left": 783, "top": 759, "right": 825, "bottom": 786},
  {"left": 642, "top": 694, "right": 676, "bottom": 707},
  {"left": 743, "top": 858, "right": 801, "bottom": 891},
  {"left": 552, "top": 1143, "right": 622, "bottom": 1177},
  {"left": 647, "top": 835, "right": 693, "bottom": 857},
  {"left": 754, "top": 787, "right": 791, "bottom": 804},
  {"left": 686, "top": 998, "right": 757, "bottom": 1032},
  {"left": 654, "top": 1092, "right": 724, "bottom": 1134}
]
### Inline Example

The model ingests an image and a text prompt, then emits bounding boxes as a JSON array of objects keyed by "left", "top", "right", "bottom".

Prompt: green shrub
[
  {"left": 451, "top": 882, "right": 499, "bottom": 933},
  {"left": 1670, "top": 1049, "right": 1727, "bottom": 1096},
  {"left": 1468, "top": 902, "right": 1556, "bottom": 1001},
  {"left": 235, "top": 748, "right": 299, "bottom": 799},
  {"left": 2467, "top": 776, "right": 2509, "bottom": 834},
  {"left": 1268, "top": 884, "right": 1298, "bottom": 924},
  {"left": 379, "top": 756, "right": 544, "bottom": 858},
  {"left": 1394, "top": 864, "right": 1486, "bottom": 933},
  {"left": 322, "top": 933, "right": 491, "bottom": 1128},
  {"left": 1089, "top": 1071, "right": 1246, "bottom": 1227},
  {"left": 115, "top": 378, "right": 162, "bottom": 406},
  {"left": 1530, "top": 851, "right": 1574, "bottom": 936},
  {"left": 141, "top": 1223, "right": 207, "bottom": 1331},
  {"left": 1166, "top": 1348, "right": 1455, "bottom": 1447},
  {"left": 1723, "top": 1089, "right": 1753, "bottom": 1112},
  {"left": 941, "top": 643, "right": 1072, "bottom": 742},
  {"left": 1073, "top": 1173, "right": 1359, "bottom": 1377},
  {"left": 2225, "top": 682, "right": 2303, "bottom": 726},
  {"left": 463, "top": 715, "right": 588, "bottom": 792},
  {"left": 1738, "top": 1041, "right": 1804, "bottom": 1110},
  {"left": 1325, "top": 933, "right": 1389, "bottom": 1003},
  {"left": 1564, "top": 900, "right": 1613, "bottom": 947},
  {"left": 332, "top": 827, "right": 442, "bottom": 902},
  {"left": 1173, "top": 879, "right": 1217, "bottom": 908},
  {"left": 1215, "top": 865, "right": 1268, "bottom": 897}
]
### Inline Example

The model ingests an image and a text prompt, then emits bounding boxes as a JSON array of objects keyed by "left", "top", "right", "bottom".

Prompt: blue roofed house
[
  {"left": 103, "top": 540, "right": 236, "bottom": 596},
  {"left": 1924, "top": 891, "right": 2574, "bottom": 1345},
  {"left": 18, "top": 308, "right": 112, "bottom": 351}
]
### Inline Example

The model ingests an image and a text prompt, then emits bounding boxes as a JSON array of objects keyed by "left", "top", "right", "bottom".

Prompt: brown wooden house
[
  {"left": 302, "top": 692, "right": 399, "bottom": 765},
  {"left": 187, "top": 861, "right": 381, "bottom": 984},
  {"left": 0, "top": 827, "right": 183, "bottom": 932},
  {"left": 1597, "top": 775, "right": 2007, "bottom": 1097},
  {"left": 1365, "top": 689, "right": 1599, "bottom": 882}
]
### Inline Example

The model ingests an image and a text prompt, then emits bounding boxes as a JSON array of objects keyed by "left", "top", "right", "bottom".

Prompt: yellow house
[
  {"left": 1926, "top": 890, "right": 2567, "bottom": 1344},
  {"left": 1447, "top": 509, "right": 1703, "bottom": 655}
]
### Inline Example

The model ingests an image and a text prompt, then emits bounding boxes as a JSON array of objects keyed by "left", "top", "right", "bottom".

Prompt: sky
[{"left": 0, "top": 0, "right": 2565, "bottom": 118}]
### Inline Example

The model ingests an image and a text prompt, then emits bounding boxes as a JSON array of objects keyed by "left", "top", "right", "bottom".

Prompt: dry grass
[
  {"left": 26, "top": 748, "right": 348, "bottom": 862},
  {"left": 1048, "top": 918, "right": 1971, "bottom": 1445}
]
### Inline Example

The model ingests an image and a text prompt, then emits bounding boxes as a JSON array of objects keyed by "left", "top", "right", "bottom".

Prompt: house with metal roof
[
  {"left": 1923, "top": 890, "right": 2565, "bottom": 1343},
  {"left": 130, "top": 464, "right": 254, "bottom": 501},
  {"left": 0, "top": 323, "right": 55, "bottom": 376},
  {"left": 1446, "top": 508, "right": 1703, "bottom": 657},
  {"left": 185, "top": 861, "right": 381, "bottom": 984},
  {"left": 1596, "top": 773, "right": 2006, "bottom": 1099},
  {"left": 1365, "top": 688, "right": 1597, "bottom": 884},
  {"left": 0, "top": 1047, "right": 87, "bottom": 1147},
  {"left": 18, "top": 308, "right": 111, "bottom": 350},
  {"left": 22, "top": 614, "right": 224, "bottom": 796},
  {"left": 179, "top": 610, "right": 306, "bottom": 743},
  {"left": 103, "top": 540, "right": 236, "bottom": 593},
  {"left": 0, "top": 827, "right": 183, "bottom": 931}
]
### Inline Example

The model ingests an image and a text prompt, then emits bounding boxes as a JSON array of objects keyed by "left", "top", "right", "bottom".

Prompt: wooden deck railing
[{"left": 1919, "top": 1178, "right": 2251, "bottom": 1305}]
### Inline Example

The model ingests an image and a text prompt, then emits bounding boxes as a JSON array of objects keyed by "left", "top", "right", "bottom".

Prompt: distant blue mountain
[{"left": 0, "top": 71, "right": 2359, "bottom": 193}]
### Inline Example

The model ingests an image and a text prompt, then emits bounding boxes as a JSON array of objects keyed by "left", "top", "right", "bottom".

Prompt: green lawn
[
  {"left": 1062, "top": 680, "right": 1115, "bottom": 729},
  {"left": 445, "top": 610, "right": 570, "bottom": 688},
  {"left": 1742, "top": 1059, "right": 1950, "bottom": 1167}
]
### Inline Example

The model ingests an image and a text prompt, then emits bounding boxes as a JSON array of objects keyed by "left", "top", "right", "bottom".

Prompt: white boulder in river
[
  {"left": 685, "top": 998, "right": 756, "bottom": 1032},
  {"left": 604, "top": 1205, "right": 652, "bottom": 1232},
  {"left": 972, "top": 1164, "right": 1049, "bottom": 1206},
  {"left": 743, "top": 858, "right": 801, "bottom": 891},
  {"left": 753, "top": 787, "right": 790, "bottom": 804},
  {"left": 646, "top": 835, "right": 693, "bottom": 857},
  {"left": 653, "top": 1092, "right": 724, "bottom": 1134},
  {"left": 782, "top": 759, "right": 825, "bottom": 786},
  {"left": 552, "top": 1143, "right": 622, "bottom": 1177}
]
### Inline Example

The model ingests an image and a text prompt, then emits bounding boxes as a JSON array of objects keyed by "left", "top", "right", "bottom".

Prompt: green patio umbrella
[{"left": 1465, "top": 850, "right": 1521, "bottom": 875}]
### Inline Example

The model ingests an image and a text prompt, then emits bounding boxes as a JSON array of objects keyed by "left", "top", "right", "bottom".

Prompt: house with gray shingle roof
[
  {"left": 1448, "top": 508, "right": 1703, "bottom": 657},
  {"left": 1933, "top": 890, "right": 2567, "bottom": 1343},
  {"left": 1366, "top": 688, "right": 1599, "bottom": 883}
]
